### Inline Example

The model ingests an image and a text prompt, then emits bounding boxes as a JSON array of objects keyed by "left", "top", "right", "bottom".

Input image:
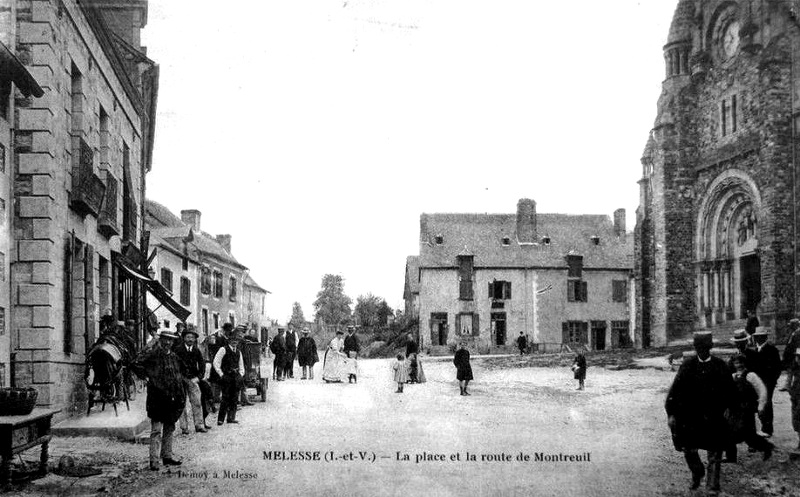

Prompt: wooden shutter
[
  {"left": 562, "top": 322, "right": 569, "bottom": 343},
  {"left": 473, "top": 313, "right": 479, "bottom": 336},
  {"left": 581, "top": 282, "right": 588, "bottom": 302},
  {"left": 506, "top": 282, "right": 512, "bottom": 299},
  {"left": 581, "top": 322, "right": 589, "bottom": 344}
]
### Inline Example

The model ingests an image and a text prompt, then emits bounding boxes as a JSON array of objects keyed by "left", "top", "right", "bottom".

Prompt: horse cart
[{"left": 241, "top": 340, "right": 268, "bottom": 402}]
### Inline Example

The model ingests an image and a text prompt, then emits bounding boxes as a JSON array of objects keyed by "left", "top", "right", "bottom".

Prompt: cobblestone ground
[{"left": 8, "top": 355, "right": 800, "bottom": 497}]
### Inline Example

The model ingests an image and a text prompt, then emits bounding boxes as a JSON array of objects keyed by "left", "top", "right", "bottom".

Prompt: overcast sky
[{"left": 142, "top": 0, "right": 678, "bottom": 324}]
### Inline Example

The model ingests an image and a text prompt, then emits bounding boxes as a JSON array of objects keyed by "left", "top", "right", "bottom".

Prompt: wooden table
[{"left": 0, "top": 408, "right": 60, "bottom": 486}]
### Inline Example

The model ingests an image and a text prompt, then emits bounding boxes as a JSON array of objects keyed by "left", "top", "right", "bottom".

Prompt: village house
[
  {"left": 412, "top": 199, "right": 634, "bottom": 354},
  {"left": 635, "top": 0, "right": 800, "bottom": 346},
  {"left": 145, "top": 229, "right": 199, "bottom": 334},
  {"left": 241, "top": 273, "right": 269, "bottom": 339},
  {"left": 3, "top": 0, "right": 159, "bottom": 419},
  {"left": 144, "top": 200, "right": 251, "bottom": 337}
]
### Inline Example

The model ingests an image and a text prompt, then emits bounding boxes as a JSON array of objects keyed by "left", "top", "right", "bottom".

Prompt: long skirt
[{"left": 322, "top": 350, "right": 349, "bottom": 382}]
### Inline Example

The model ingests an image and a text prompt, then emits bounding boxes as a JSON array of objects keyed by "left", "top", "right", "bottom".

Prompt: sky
[{"left": 142, "top": 0, "right": 679, "bottom": 323}]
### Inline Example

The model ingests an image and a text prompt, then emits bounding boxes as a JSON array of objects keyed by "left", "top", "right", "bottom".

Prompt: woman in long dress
[{"left": 322, "top": 330, "right": 349, "bottom": 383}]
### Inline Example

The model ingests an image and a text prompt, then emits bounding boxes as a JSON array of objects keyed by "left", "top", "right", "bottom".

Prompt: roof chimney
[
  {"left": 516, "top": 199, "right": 537, "bottom": 244},
  {"left": 216, "top": 234, "right": 232, "bottom": 254},
  {"left": 614, "top": 208, "right": 626, "bottom": 240},
  {"left": 181, "top": 209, "right": 201, "bottom": 232}
]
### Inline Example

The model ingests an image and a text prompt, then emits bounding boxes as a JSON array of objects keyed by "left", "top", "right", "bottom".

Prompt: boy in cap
[
  {"left": 130, "top": 330, "right": 186, "bottom": 470},
  {"left": 176, "top": 325, "right": 210, "bottom": 434},
  {"left": 665, "top": 332, "right": 734, "bottom": 495}
]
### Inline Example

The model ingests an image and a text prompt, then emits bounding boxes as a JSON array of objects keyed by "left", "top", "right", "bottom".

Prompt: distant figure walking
[
  {"left": 393, "top": 354, "right": 408, "bottom": 393},
  {"left": 572, "top": 353, "right": 587, "bottom": 390},
  {"left": 297, "top": 328, "right": 319, "bottom": 380},
  {"left": 745, "top": 309, "right": 759, "bottom": 344},
  {"left": 517, "top": 332, "right": 528, "bottom": 356},
  {"left": 270, "top": 327, "right": 286, "bottom": 381},
  {"left": 284, "top": 326, "right": 298, "bottom": 379},
  {"left": 454, "top": 341, "right": 473, "bottom": 396}
]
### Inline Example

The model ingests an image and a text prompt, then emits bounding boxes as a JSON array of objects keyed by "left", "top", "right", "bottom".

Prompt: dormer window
[
  {"left": 542, "top": 236, "right": 551, "bottom": 245},
  {"left": 591, "top": 236, "right": 600, "bottom": 246},
  {"left": 501, "top": 237, "right": 511, "bottom": 246},
  {"left": 435, "top": 235, "right": 444, "bottom": 245}
]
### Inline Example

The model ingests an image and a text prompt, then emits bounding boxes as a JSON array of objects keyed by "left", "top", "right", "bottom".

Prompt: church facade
[{"left": 635, "top": 0, "right": 800, "bottom": 346}]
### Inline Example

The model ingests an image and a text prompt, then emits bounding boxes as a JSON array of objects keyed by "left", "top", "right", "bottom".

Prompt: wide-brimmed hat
[
  {"left": 336, "top": 330, "right": 344, "bottom": 335},
  {"left": 347, "top": 325, "right": 355, "bottom": 331},
  {"left": 158, "top": 330, "right": 179, "bottom": 340},
  {"left": 181, "top": 328, "right": 199, "bottom": 338},
  {"left": 693, "top": 332, "right": 713, "bottom": 348},
  {"left": 302, "top": 327, "right": 310, "bottom": 333},
  {"left": 752, "top": 328, "right": 769, "bottom": 337},
  {"left": 790, "top": 318, "right": 800, "bottom": 327},
  {"left": 731, "top": 329, "right": 749, "bottom": 343}
]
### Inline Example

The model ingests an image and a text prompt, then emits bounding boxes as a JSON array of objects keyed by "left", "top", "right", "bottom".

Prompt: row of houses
[
  {"left": 144, "top": 201, "right": 269, "bottom": 339},
  {"left": 404, "top": 199, "right": 635, "bottom": 354}
]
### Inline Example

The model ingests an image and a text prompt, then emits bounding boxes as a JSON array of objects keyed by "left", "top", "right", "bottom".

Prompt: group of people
[
  {"left": 131, "top": 322, "right": 257, "bottom": 471},
  {"left": 321, "top": 325, "right": 360, "bottom": 383},
  {"left": 269, "top": 325, "right": 319, "bottom": 381},
  {"left": 665, "top": 318, "right": 800, "bottom": 495},
  {"left": 391, "top": 333, "right": 428, "bottom": 393}
]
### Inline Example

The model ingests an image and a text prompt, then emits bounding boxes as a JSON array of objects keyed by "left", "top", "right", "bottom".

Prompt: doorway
[
  {"left": 591, "top": 321, "right": 607, "bottom": 351},
  {"left": 430, "top": 313, "right": 448, "bottom": 346},
  {"left": 491, "top": 313, "right": 506, "bottom": 346},
  {"left": 739, "top": 254, "right": 761, "bottom": 318}
]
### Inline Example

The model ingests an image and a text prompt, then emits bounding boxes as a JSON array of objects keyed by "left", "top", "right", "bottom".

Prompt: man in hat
[
  {"left": 284, "top": 325, "right": 298, "bottom": 379},
  {"left": 297, "top": 327, "right": 319, "bottom": 380},
  {"left": 783, "top": 318, "right": 800, "bottom": 371},
  {"left": 751, "top": 328, "right": 781, "bottom": 436},
  {"left": 236, "top": 325, "right": 256, "bottom": 406},
  {"left": 270, "top": 327, "right": 287, "bottom": 381},
  {"left": 343, "top": 325, "right": 360, "bottom": 383},
  {"left": 665, "top": 332, "right": 734, "bottom": 494},
  {"left": 176, "top": 325, "right": 210, "bottom": 434},
  {"left": 213, "top": 328, "right": 245, "bottom": 425},
  {"left": 516, "top": 332, "right": 527, "bottom": 356},
  {"left": 727, "top": 330, "right": 757, "bottom": 373},
  {"left": 130, "top": 330, "right": 186, "bottom": 470}
]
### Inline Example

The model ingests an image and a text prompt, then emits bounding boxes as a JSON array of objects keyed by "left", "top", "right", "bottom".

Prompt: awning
[
  {"left": 0, "top": 40, "right": 44, "bottom": 97},
  {"left": 115, "top": 260, "right": 192, "bottom": 322}
]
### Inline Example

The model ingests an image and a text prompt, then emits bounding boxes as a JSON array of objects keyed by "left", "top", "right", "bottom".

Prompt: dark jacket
[
  {"left": 344, "top": 334, "right": 360, "bottom": 357},
  {"left": 406, "top": 339, "right": 418, "bottom": 357},
  {"left": 454, "top": 348, "right": 473, "bottom": 381},
  {"left": 665, "top": 355, "right": 734, "bottom": 451},
  {"left": 175, "top": 343, "right": 205, "bottom": 380},
  {"left": 745, "top": 316, "right": 760, "bottom": 335},
  {"left": 285, "top": 331, "right": 297, "bottom": 353},
  {"left": 573, "top": 354, "right": 587, "bottom": 380},
  {"left": 517, "top": 335, "right": 528, "bottom": 350},
  {"left": 297, "top": 336, "right": 318, "bottom": 366},
  {"left": 784, "top": 330, "right": 800, "bottom": 370},
  {"left": 752, "top": 342, "right": 781, "bottom": 390},
  {"left": 131, "top": 346, "right": 186, "bottom": 424}
]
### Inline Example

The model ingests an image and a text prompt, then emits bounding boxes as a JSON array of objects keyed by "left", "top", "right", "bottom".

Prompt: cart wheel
[{"left": 260, "top": 378, "right": 268, "bottom": 402}]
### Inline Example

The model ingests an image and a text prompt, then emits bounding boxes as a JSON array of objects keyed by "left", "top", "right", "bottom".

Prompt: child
[
  {"left": 393, "top": 353, "right": 408, "bottom": 393},
  {"left": 572, "top": 353, "right": 587, "bottom": 390},
  {"left": 454, "top": 341, "right": 473, "bottom": 396},
  {"left": 725, "top": 354, "right": 773, "bottom": 462},
  {"left": 789, "top": 349, "right": 800, "bottom": 451}
]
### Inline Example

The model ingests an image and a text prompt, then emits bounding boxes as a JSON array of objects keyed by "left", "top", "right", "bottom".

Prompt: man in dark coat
[
  {"left": 284, "top": 325, "right": 298, "bottom": 379},
  {"left": 745, "top": 309, "right": 759, "bottom": 344},
  {"left": 516, "top": 332, "right": 527, "bottom": 356},
  {"left": 297, "top": 328, "right": 319, "bottom": 380},
  {"left": 726, "top": 329, "right": 757, "bottom": 373},
  {"left": 343, "top": 325, "right": 360, "bottom": 383},
  {"left": 751, "top": 329, "right": 782, "bottom": 436},
  {"left": 454, "top": 341, "right": 473, "bottom": 396},
  {"left": 175, "top": 326, "right": 209, "bottom": 433},
  {"left": 271, "top": 327, "right": 287, "bottom": 381},
  {"left": 213, "top": 329, "right": 245, "bottom": 425},
  {"left": 665, "top": 332, "right": 734, "bottom": 494},
  {"left": 130, "top": 330, "right": 186, "bottom": 470}
]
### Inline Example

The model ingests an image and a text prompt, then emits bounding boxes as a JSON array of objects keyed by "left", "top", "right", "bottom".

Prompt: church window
[{"left": 721, "top": 94, "right": 738, "bottom": 137}]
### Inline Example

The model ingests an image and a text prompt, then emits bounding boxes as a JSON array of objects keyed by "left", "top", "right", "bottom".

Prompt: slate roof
[
  {"left": 418, "top": 212, "right": 633, "bottom": 270},
  {"left": 145, "top": 199, "right": 246, "bottom": 269},
  {"left": 244, "top": 274, "right": 269, "bottom": 294}
]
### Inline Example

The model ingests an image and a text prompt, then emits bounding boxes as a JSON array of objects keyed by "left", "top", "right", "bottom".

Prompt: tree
[
  {"left": 313, "top": 274, "right": 352, "bottom": 329},
  {"left": 288, "top": 302, "right": 306, "bottom": 329},
  {"left": 355, "top": 293, "right": 381, "bottom": 328},
  {"left": 376, "top": 300, "right": 394, "bottom": 326}
]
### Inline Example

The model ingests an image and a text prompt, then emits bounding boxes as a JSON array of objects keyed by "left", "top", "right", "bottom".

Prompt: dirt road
[{"left": 15, "top": 355, "right": 800, "bottom": 496}]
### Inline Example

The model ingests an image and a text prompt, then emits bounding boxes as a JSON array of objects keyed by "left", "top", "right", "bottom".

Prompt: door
[
  {"left": 430, "top": 313, "right": 448, "bottom": 346},
  {"left": 491, "top": 313, "right": 506, "bottom": 346},
  {"left": 740, "top": 254, "right": 761, "bottom": 318},
  {"left": 591, "top": 321, "right": 606, "bottom": 351}
]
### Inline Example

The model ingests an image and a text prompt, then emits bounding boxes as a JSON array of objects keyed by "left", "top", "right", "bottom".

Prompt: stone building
[
  {"left": 144, "top": 200, "right": 250, "bottom": 337},
  {"left": 635, "top": 0, "right": 800, "bottom": 346},
  {"left": 403, "top": 255, "right": 419, "bottom": 322},
  {"left": 414, "top": 199, "right": 634, "bottom": 353},
  {"left": 3, "top": 0, "right": 158, "bottom": 418},
  {"left": 145, "top": 229, "right": 198, "bottom": 334}
]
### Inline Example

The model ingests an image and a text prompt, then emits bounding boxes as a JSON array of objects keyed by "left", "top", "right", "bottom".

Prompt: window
[
  {"left": 0, "top": 307, "right": 5, "bottom": 336},
  {"left": 456, "top": 312, "right": 477, "bottom": 336},
  {"left": 213, "top": 312, "right": 220, "bottom": 330},
  {"left": 435, "top": 235, "right": 443, "bottom": 245},
  {"left": 0, "top": 252, "right": 4, "bottom": 281},
  {"left": 488, "top": 280, "right": 512, "bottom": 300},
  {"left": 457, "top": 255, "right": 474, "bottom": 300},
  {"left": 612, "top": 280, "right": 628, "bottom": 303},
  {"left": 214, "top": 271, "right": 223, "bottom": 298},
  {"left": 590, "top": 236, "right": 600, "bottom": 246},
  {"left": 202, "top": 308, "right": 209, "bottom": 334},
  {"left": 163, "top": 319, "right": 170, "bottom": 329},
  {"left": 201, "top": 267, "right": 211, "bottom": 295},
  {"left": 229, "top": 275, "right": 237, "bottom": 302},
  {"left": 562, "top": 321, "right": 588, "bottom": 345},
  {"left": 180, "top": 277, "right": 191, "bottom": 306},
  {"left": 182, "top": 258, "right": 189, "bottom": 271},
  {"left": 567, "top": 280, "right": 588, "bottom": 302},
  {"left": 612, "top": 320, "right": 631, "bottom": 348},
  {"left": 161, "top": 268, "right": 173, "bottom": 293},
  {"left": 721, "top": 94, "right": 738, "bottom": 137},
  {"left": 0, "top": 143, "right": 5, "bottom": 172},
  {"left": 542, "top": 236, "right": 551, "bottom": 245},
  {"left": 229, "top": 312, "right": 235, "bottom": 326},
  {"left": 501, "top": 237, "right": 511, "bottom": 246},
  {"left": 567, "top": 255, "right": 583, "bottom": 278}
]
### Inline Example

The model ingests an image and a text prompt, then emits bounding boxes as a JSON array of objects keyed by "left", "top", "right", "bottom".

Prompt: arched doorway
[{"left": 695, "top": 171, "right": 761, "bottom": 328}]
